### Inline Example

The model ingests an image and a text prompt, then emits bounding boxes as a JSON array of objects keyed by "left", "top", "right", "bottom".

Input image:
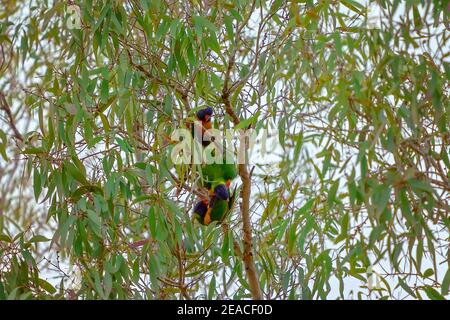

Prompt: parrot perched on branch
[
  {"left": 189, "top": 106, "right": 238, "bottom": 226},
  {"left": 193, "top": 186, "right": 237, "bottom": 225},
  {"left": 202, "top": 161, "right": 237, "bottom": 195}
]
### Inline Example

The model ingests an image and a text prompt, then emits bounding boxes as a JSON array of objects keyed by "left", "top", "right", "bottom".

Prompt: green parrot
[
  {"left": 193, "top": 186, "right": 237, "bottom": 225},
  {"left": 201, "top": 157, "right": 238, "bottom": 192},
  {"left": 200, "top": 151, "right": 238, "bottom": 225},
  {"left": 188, "top": 106, "right": 238, "bottom": 225}
]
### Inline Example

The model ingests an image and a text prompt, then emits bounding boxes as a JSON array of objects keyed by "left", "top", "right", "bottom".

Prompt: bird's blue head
[
  {"left": 196, "top": 107, "right": 213, "bottom": 121},
  {"left": 205, "top": 107, "right": 213, "bottom": 116},
  {"left": 214, "top": 184, "right": 229, "bottom": 200}
]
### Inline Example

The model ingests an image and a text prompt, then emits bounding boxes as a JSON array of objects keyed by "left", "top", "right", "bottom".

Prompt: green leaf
[
  {"left": 412, "top": 5, "right": 423, "bottom": 30},
  {"left": 223, "top": 15, "right": 235, "bottom": 40},
  {"left": 298, "top": 214, "right": 315, "bottom": 253},
  {"left": 423, "top": 268, "right": 434, "bottom": 278},
  {"left": 335, "top": 213, "right": 349, "bottom": 244},
  {"left": 0, "top": 129, "right": 7, "bottom": 161},
  {"left": 341, "top": 0, "right": 363, "bottom": 15},
  {"left": 193, "top": 16, "right": 218, "bottom": 34},
  {"left": 287, "top": 224, "right": 297, "bottom": 255},
  {"left": 221, "top": 231, "right": 230, "bottom": 260},
  {"left": 7, "top": 287, "right": 20, "bottom": 300},
  {"left": 33, "top": 168, "right": 42, "bottom": 201},
  {"left": 423, "top": 286, "right": 445, "bottom": 300},
  {"left": 22, "top": 147, "right": 46, "bottom": 154},
  {"left": 87, "top": 209, "right": 102, "bottom": 237},
  {"left": 29, "top": 235, "right": 51, "bottom": 243},
  {"left": 408, "top": 179, "right": 434, "bottom": 194},
  {"left": 208, "top": 275, "right": 216, "bottom": 299},
  {"left": 38, "top": 279, "right": 57, "bottom": 294},
  {"left": 372, "top": 184, "right": 391, "bottom": 215},
  {"left": 65, "top": 162, "right": 88, "bottom": 185},
  {"left": 87, "top": 209, "right": 101, "bottom": 227},
  {"left": 398, "top": 278, "right": 416, "bottom": 298},
  {"left": 100, "top": 79, "right": 109, "bottom": 103},
  {"left": 164, "top": 95, "right": 173, "bottom": 114},
  {"left": 327, "top": 180, "right": 339, "bottom": 207},
  {"left": 234, "top": 111, "right": 260, "bottom": 130},
  {"left": 441, "top": 268, "right": 450, "bottom": 296},
  {"left": 0, "top": 234, "right": 12, "bottom": 243},
  {"left": 104, "top": 272, "right": 113, "bottom": 298}
]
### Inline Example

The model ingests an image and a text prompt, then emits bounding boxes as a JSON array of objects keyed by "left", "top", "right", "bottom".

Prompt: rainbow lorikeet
[
  {"left": 200, "top": 149, "right": 238, "bottom": 221},
  {"left": 189, "top": 106, "right": 238, "bottom": 225},
  {"left": 192, "top": 186, "right": 237, "bottom": 225}
]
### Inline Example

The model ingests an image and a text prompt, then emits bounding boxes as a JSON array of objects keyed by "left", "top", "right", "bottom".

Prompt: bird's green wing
[
  {"left": 222, "top": 163, "right": 238, "bottom": 181},
  {"left": 219, "top": 185, "right": 238, "bottom": 223},
  {"left": 210, "top": 199, "right": 228, "bottom": 222},
  {"left": 201, "top": 163, "right": 227, "bottom": 189}
]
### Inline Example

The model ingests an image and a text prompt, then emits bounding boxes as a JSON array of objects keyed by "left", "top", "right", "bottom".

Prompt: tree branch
[
  {"left": 219, "top": 0, "right": 263, "bottom": 300},
  {"left": 125, "top": 49, "right": 191, "bottom": 112},
  {"left": 222, "top": 94, "right": 262, "bottom": 300},
  {"left": 0, "top": 91, "right": 23, "bottom": 142}
]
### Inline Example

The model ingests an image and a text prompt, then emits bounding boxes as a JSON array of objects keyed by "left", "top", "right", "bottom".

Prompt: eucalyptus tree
[{"left": 0, "top": 0, "right": 449, "bottom": 300}]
